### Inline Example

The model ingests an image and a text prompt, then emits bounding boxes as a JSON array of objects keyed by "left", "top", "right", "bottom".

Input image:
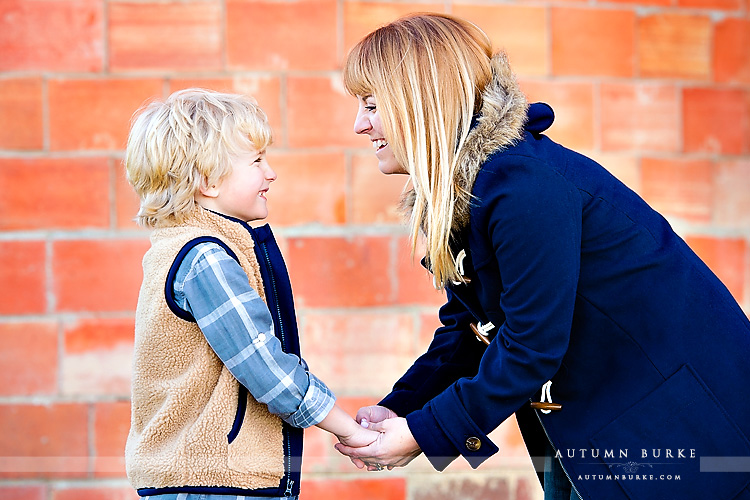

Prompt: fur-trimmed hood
[{"left": 402, "top": 51, "right": 529, "bottom": 230}]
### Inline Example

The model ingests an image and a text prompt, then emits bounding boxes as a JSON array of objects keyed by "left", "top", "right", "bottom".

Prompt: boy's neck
[{"left": 202, "top": 206, "right": 265, "bottom": 229}]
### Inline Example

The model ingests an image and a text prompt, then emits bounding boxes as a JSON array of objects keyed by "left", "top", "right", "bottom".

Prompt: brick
[
  {"left": 335, "top": 396, "right": 383, "bottom": 418},
  {"left": 413, "top": 477, "right": 510, "bottom": 500},
  {"left": 0, "top": 0, "right": 103, "bottom": 72},
  {"left": 93, "top": 401, "right": 131, "bottom": 478},
  {"left": 0, "top": 78, "right": 43, "bottom": 150},
  {"left": 0, "top": 157, "right": 110, "bottom": 230},
  {"left": 48, "top": 78, "right": 163, "bottom": 151},
  {"left": 683, "top": 87, "right": 750, "bottom": 154},
  {"left": 598, "top": 0, "right": 670, "bottom": 6},
  {"left": 263, "top": 151, "right": 346, "bottom": 226},
  {"left": 344, "top": 2, "right": 445, "bottom": 53},
  {"left": 638, "top": 14, "right": 712, "bottom": 80},
  {"left": 287, "top": 76, "right": 364, "bottom": 148},
  {"left": 551, "top": 8, "right": 635, "bottom": 77},
  {"left": 109, "top": 2, "right": 221, "bottom": 71},
  {"left": 418, "top": 311, "right": 444, "bottom": 349},
  {"left": 285, "top": 236, "right": 393, "bottom": 307},
  {"left": 714, "top": 19, "right": 750, "bottom": 84},
  {"left": 679, "top": 0, "right": 740, "bottom": 9},
  {"left": 0, "top": 241, "right": 46, "bottom": 315},
  {"left": 641, "top": 158, "right": 714, "bottom": 223},
  {"left": 52, "top": 238, "right": 150, "bottom": 312},
  {"left": 395, "top": 237, "right": 447, "bottom": 307},
  {"left": 515, "top": 477, "right": 538, "bottom": 500},
  {"left": 0, "top": 486, "right": 47, "bottom": 500},
  {"left": 227, "top": 0, "right": 337, "bottom": 71},
  {"left": 52, "top": 487, "right": 138, "bottom": 500},
  {"left": 350, "top": 153, "right": 407, "bottom": 224},
  {"left": 600, "top": 83, "right": 679, "bottom": 152},
  {"left": 0, "top": 403, "right": 89, "bottom": 478},
  {"left": 300, "top": 312, "right": 415, "bottom": 394},
  {"left": 586, "top": 153, "right": 641, "bottom": 195},
  {"left": 168, "top": 76, "right": 284, "bottom": 145},
  {"left": 714, "top": 159, "right": 750, "bottom": 229},
  {"left": 303, "top": 478, "right": 407, "bottom": 500},
  {"left": 0, "top": 322, "right": 58, "bottom": 396},
  {"left": 520, "top": 80, "right": 595, "bottom": 151},
  {"left": 453, "top": 5, "right": 548, "bottom": 77},
  {"left": 62, "top": 318, "right": 134, "bottom": 396},
  {"left": 116, "top": 158, "right": 142, "bottom": 230},
  {"left": 301, "top": 425, "right": 333, "bottom": 472},
  {"left": 169, "top": 78, "right": 235, "bottom": 93},
  {"left": 499, "top": 414, "right": 527, "bottom": 452},
  {"left": 684, "top": 236, "right": 746, "bottom": 303}
]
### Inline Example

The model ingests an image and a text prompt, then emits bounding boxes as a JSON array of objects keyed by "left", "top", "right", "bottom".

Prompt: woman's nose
[{"left": 353, "top": 112, "right": 370, "bottom": 135}]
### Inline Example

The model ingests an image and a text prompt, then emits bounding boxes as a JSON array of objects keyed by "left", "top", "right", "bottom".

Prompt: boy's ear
[{"left": 198, "top": 178, "right": 220, "bottom": 198}]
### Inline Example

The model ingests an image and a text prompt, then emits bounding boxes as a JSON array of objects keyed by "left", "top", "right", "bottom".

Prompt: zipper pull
[{"left": 285, "top": 479, "right": 294, "bottom": 496}]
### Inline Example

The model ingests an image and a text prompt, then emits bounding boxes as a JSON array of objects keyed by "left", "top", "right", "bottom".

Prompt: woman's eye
[{"left": 365, "top": 105, "right": 376, "bottom": 112}]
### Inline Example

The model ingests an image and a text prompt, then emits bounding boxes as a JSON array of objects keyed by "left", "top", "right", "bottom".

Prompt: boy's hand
[
  {"left": 335, "top": 417, "right": 421, "bottom": 471},
  {"left": 337, "top": 425, "right": 379, "bottom": 448}
]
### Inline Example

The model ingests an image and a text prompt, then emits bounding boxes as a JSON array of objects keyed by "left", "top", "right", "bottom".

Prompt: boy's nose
[
  {"left": 265, "top": 164, "right": 277, "bottom": 181},
  {"left": 263, "top": 162, "right": 276, "bottom": 181}
]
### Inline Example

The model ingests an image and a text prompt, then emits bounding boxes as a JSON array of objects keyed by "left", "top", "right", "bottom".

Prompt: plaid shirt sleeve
[{"left": 172, "top": 242, "right": 335, "bottom": 428}]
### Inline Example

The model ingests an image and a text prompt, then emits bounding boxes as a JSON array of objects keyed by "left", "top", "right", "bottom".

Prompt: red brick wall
[{"left": 1, "top": 1, "right": 748, "bottom": 499}]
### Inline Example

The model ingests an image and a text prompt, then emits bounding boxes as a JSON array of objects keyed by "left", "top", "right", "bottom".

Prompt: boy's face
[{"left": 208, "top": 148, "right": 277, "bottom": 222}]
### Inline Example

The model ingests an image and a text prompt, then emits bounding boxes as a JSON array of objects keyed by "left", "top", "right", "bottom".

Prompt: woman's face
[{"left": 353, "top": 95, "right": 408, "bottom": 175}]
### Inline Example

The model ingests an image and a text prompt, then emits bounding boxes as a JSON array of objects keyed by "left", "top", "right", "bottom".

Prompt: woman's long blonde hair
[{"left": 344, "top": 13, "right": 494, "bottom": 288}]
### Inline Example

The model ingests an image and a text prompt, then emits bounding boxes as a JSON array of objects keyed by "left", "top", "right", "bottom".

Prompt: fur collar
[{"left": 402, "top": 51, "right": 529, "bottom": 230}]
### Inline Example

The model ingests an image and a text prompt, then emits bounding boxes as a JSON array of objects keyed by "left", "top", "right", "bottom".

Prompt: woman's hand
[{"left": 334, "top": 417, "right": 422, "bottom": 471}]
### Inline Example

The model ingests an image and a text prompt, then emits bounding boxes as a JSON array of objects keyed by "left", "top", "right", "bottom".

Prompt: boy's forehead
[{"left": 233, "top": 146, "right": 263, "bottom": 156}]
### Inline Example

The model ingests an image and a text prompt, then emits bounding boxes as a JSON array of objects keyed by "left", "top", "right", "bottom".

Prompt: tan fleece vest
[{"left": 125, "top": 207, "right": 284, "bottom": 491}]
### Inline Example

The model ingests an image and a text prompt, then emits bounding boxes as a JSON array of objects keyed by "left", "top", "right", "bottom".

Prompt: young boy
[{"left": 124, "top": 89, "right": 378, "bottom": 499}]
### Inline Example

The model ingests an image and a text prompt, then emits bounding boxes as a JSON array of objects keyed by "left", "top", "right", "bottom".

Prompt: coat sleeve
[
  {"left": 380, "top": 286, "right": 487, "bottom": 417},
  {"left": 406, "top": 155, "right": 583, "bottom": 470}
]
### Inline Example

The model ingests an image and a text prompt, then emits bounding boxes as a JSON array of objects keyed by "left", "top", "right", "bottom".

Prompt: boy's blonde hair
[
  {"left": 343, "top": 13, "right": 493, "bottom": 288},
  {"left": 125, "top": 88, "right": 272, "bottom": 228}
]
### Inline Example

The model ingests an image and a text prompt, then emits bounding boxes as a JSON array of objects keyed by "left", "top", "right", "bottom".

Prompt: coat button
[{"left": 465, "top": 437, "right": 481, "bottom": 452}]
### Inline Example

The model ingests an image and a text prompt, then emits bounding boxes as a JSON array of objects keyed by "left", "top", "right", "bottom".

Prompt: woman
[{"left": 334, "top": 13, "right": 750, "bottom": 500}]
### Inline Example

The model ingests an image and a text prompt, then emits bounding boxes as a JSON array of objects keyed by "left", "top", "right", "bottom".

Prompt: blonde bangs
[{"left": 343, "top": 41, "right": 376, "bottom": 98}]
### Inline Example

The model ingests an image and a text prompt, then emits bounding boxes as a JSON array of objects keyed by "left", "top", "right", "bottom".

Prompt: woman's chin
[{"left": 378, "top": 162, "right": 408, "bottom": 175}]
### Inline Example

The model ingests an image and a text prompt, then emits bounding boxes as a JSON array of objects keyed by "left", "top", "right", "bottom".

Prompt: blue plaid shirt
[{"left": 172, "top": 241, "right": 335, "bottom": 428}]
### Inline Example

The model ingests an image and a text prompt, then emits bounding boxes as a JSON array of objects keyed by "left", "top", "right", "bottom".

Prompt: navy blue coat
[{"left": 380, "top": 103, "right": 750, "bottom": 499}]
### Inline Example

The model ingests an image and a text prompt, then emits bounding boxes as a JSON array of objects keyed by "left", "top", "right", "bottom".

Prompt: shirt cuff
[{"left": 286, "top": 373, "right": 336, "bottom": 428}]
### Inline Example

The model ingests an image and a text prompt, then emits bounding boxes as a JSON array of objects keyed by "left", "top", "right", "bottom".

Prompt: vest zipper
[{"left": 260, "top": 242, "right": 294, "bottom": 497}]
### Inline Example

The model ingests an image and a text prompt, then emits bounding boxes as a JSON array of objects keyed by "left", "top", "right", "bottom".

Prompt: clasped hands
[{"left": 334, "top": 405, "right": 422, "bottom": 472}]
